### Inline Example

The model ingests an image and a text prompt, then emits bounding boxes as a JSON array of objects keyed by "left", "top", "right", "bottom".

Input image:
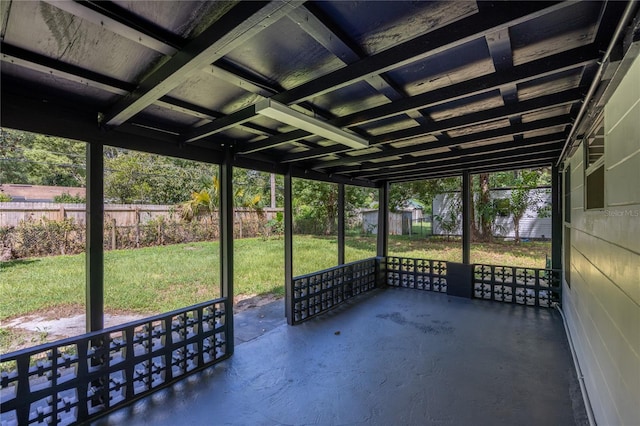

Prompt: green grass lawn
[
  {"left": 0, "top": 235, "right": 550, "bottom": 321},
  {"left": 386, "top": 235, "right": 551, "bottom": 267}
]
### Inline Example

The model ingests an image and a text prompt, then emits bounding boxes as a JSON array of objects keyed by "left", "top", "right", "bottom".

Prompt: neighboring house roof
[
  {"left": 405, "top": 199, "right": 425, "bottom": 209},
  {"left": 0, "top": 184, "right": 86, "bottom": 202}
]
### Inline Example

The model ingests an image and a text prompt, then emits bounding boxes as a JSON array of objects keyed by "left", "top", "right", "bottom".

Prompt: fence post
[
  {"left": 111, "top": 218, "right": 117, "bottom": 250},
  {"left": 134, "top": 208, "right": 140, "bottom": 248},
  {"left": 59, "top": 206, "right": 67, "bottom": 255}
]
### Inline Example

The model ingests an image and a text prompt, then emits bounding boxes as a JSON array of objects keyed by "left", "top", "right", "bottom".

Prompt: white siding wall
[{"left": 563, "top": 54, "right": 640, "bottom": 426}]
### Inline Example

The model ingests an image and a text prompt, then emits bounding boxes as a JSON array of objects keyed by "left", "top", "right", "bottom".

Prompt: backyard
[{"left": 0, "top": 235, "right": 550, "bottom": 353}]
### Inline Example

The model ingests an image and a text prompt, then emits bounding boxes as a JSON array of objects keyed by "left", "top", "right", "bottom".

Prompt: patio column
[
  {"left": 462, "top": 170, "right": 471, "bottom": 264},
  {"left": 551, "top": 165, "right": 562, "bottom": 270},
  {"left": 377, "top": 182, "right": 389, "bottom": 257},
  {"left": 220, "top": 148, "right": 234, "bottom": 352},
  {"left": 86, "top": 142, "right": 104, "bottom": 333},
  {"left": 338, "top": 183, "right": 345, "bottom": 265},
  {"left": 284, "top": 169, "right": 293, "bottom": 324}
]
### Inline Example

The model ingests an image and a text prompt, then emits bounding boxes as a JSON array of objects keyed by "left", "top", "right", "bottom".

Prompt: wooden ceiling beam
[
  {"left": 273, "top": 2, "right": 570, "bottom": 105},
  {"left": 101, "top": 2, "right": 300, "bottom": 127}
]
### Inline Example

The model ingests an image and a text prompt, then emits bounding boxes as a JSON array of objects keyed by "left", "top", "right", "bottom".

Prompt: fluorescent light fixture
[{"left": 255, "top": 99, "right": 369, "bottom": 149}]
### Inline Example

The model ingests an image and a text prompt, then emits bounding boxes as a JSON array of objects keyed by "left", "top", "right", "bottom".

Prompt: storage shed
[{"left": 362, "top": 209, "right": 412, "bottom": 235}]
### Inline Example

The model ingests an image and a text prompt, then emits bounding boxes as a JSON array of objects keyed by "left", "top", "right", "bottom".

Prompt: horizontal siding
[
  {"left": 606, "top": 155, "right": 640, "bottom": 206},
  {"left": 563, "top": 54, "right": 640, "bottom": 426},
  {"left": 573, "top": 225, "right": 640, "bottom": 304},
  {"left": 569, "top": 248, "right": 640, "bottom": 426},
  {"left": 493, "top": 215, "right": 552, "bottom": 239},
  {"left": 606, "top": 99, "right": 640, "bottom": 167},
  {"left": 564, "top": 279, "right": 616, "bottom": 424}
]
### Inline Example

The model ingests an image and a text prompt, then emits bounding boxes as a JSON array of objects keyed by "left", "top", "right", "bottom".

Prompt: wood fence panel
[{"left": 0, "top": 203, "right": 282, "bottom": 228}]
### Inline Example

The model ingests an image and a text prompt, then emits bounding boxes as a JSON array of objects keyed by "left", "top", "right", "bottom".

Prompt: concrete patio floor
[{"left": 92, "top": 288, "right": 586, "bottom": 426}]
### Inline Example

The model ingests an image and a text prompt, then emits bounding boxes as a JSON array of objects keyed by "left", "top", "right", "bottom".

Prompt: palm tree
[{"left": 179, "top": 176, "right": 263, "bottom": 224}]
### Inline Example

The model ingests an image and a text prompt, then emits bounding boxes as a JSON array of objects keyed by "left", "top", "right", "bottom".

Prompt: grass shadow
[{"left": 0, "top": 259, "right": 40, "bottom": 270}]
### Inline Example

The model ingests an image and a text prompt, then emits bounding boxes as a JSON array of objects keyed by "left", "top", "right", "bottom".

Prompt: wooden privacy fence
[
  {"left": 0, "top": 202, "right": 281, "bottom": 228},
  {"left": 0, "top": 203, "right": 282, "bottom": 259}
]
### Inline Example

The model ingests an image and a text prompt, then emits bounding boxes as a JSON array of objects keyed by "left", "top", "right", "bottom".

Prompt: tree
[
  {"left": 394, "top": 170, "right": 549, "bottom": 242},
  {"left": 104, "top": 149, "right": 154, "bottom": 203},
  {"left": 504, "top": 170, "right": 548, "bottom": 243},
  {"left": 103, "top": 148, "right": 216, "bottom": 204},
  {"left": 434, "top": 193, "right": 461, "bottom": 241},
  {"left": 231, "top": 168, "right": 284, "bottom": 208},
  {"left": 0, "top": 128, "right": 86, "bottom": 187},
  {"left": 471, "top": 173, "right": 494, "bottom": 242},
  {"left": 179, "top": 175, "right": 264, "bottom": 224},
  {"left": 292, "top": 179, "right": 372, "bottom": 235},
  {"left": 180, "top": 180, "right": 219, "bottom": 224},
  {"left": 390, "top": 177, "right": 461, "bottom": 213},
  {"left": 293, "top": 180, "right": 338, "bottom": 234},
  {"left": 482, "top": 169, "right": 550, "bottom": 243}
]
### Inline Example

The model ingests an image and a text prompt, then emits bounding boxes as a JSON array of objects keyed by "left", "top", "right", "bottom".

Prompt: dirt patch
[
  {"left": 0, "top": 328, "right": 47, "bottom": 354},
  {"left": 1, "top": 294, "right": 283, "bottom": 354},
  {"left": 2, "top": 314, "right": 147, "bottom": 353},
  {"left": 234, "top": 293, "right": 282, "bottom": 313},
  {"left": 1, "top": 304, "right": 146, "bottom": 353}
]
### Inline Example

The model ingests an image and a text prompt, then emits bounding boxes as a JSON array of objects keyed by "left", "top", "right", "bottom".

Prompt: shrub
[
  {"left": 53, "top": 192, "right": 85, "bottom": 203},
  {"left": 262, "top": 212, "right": 284, "bottom": 240},
  {"left": 11, "top": 217, "right": 85, "bottom": 258}
]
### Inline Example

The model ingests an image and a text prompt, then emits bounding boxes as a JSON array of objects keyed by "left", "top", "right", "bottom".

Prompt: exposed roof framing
[
  {"left": 1, "top": 1, "right": 637, "bottom": 185},
  {"left": 100, "top": 1, "right": 301, "bottom": 127},
  {"left": 359, "top": 139, "right": 564, "bottom": 180}
]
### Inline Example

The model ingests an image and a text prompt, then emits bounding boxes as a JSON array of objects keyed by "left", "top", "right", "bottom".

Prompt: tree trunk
[
  {"left": 270, "top": 173, "right": 276, "bottom": 208},
  {"left": 514, "top": 216, "right": 521, "bottom": 244},
  {"left": 469, "top": 183, "right": 479, "bottom": 241},
  {"left": 479, "top": 173, "right": 492, "bottom": 241},
  {"left": 326, "top": 210, "right": 335, "bottom": 235},
  {"left": 326, "top": 189, "right": 337, "bottom": 235}
]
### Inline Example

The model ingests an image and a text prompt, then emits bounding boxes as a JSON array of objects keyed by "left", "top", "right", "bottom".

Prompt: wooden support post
[
  {"left": 86, "top": 142, "right": 104, "bottom": 333},
  {"left": 462, "top": 171, "right": 471, "bottom": 265},
  {"left": 551, "top": 165, "right": 562, "bottom": 270},
  {"left": 377, "top": 182, "right": 389, "bottom": 258},
  {"left": 284, "top": 169, "right": 293, "bottom": 324},
  {"left": 220, "top": 148, "right": 234, "bottom": 353},
  {"left": 338, "top": 183, "right": 345, "bottom": 265}
]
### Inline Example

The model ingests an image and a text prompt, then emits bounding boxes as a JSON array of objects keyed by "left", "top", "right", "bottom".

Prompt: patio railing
[
  {"left": 384, "top": 256, "right": 448, "bottom": 292},
  {"left": 1, "top": 257, "right": 561, "bottom": 425},
  {"left": 0, "top": 298, "right": 229, "bottom": 426},
  {"left": 473, "top": 264, "right": 561, "bottom": 307},
  {"left": 288, "top": 256, "right": 561, "bottom": 325},
  {"left": 290, "top": 258, "right": 378, "bottom": 325}
]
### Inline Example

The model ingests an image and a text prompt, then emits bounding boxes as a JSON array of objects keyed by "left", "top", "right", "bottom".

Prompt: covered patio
[
  {"left": 1, "top": 1, "right": 639, "bottom": 425},
  {"left": 93, "top": 287, "right": 584, "bottom": 426}
]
